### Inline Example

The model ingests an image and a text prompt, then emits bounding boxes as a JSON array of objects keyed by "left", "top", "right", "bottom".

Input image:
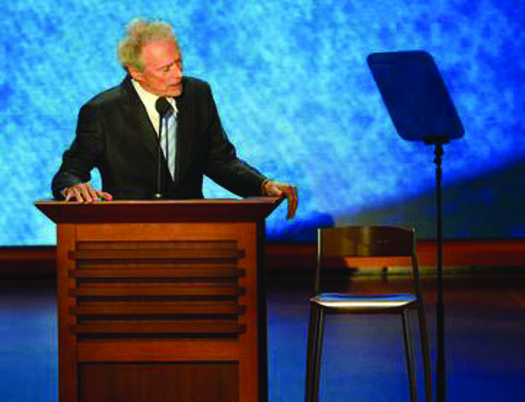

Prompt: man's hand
[
  {"left": 63, "top": 183, "right": 113, "bottom": 203},
  {"left": 262, "top": 180, "right": 298, "bottom": 219}
]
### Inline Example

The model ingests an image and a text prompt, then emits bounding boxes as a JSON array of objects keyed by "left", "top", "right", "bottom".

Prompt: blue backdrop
[{"left": 1, "top": 0, "right": 524, "bottom": 245}]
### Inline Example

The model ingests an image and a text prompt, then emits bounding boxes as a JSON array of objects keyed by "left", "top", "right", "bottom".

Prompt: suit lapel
[{"left": 120, "top": 76, "right": 160, "bottom": 159}]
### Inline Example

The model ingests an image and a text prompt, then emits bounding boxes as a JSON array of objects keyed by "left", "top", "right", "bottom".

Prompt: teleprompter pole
[{"left": 433, "top": 142, "right": 446, "bottom": 402}]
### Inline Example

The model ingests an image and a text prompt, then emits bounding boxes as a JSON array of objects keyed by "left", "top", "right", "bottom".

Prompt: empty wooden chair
[{"left": 305, "top": 226, "right": 432, "bottom": 401}]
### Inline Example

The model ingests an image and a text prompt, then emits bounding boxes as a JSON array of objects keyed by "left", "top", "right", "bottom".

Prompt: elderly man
[{"left": 52, "top": 18, "right": 298, "bottom": 218}]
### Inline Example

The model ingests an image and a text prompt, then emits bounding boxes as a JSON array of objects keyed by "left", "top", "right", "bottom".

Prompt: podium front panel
[{"left": 58, "top": 222, "right": 260, "bottom": 402}]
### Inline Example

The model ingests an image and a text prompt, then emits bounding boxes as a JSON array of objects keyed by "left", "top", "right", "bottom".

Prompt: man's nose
[{"left": 171, "top": 65, "right": 182, "bottom": 78}]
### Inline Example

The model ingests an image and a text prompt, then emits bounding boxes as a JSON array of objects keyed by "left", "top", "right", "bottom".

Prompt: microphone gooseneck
[{"left": 153, "top": 97, "right": 174, "bottom": 199}]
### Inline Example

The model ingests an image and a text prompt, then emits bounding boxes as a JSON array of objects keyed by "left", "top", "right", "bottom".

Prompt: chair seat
[{"left": 311, "top": 293, "right": 417, "bottom": 311}]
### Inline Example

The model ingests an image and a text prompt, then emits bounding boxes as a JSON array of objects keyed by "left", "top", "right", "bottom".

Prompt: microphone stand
[
  {"left": 154, "top": 97, "right": 172, "bottom": 199},
  {"left": 154, "top": 115, "right": 164, "bottom": 199}
]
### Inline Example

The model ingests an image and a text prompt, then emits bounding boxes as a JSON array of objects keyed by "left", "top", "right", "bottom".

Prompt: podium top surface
[{"left": 35, "top": 197, "right": 283, "bottom": 224}]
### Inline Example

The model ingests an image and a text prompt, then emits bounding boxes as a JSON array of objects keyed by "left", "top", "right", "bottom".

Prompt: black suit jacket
[{"left": 52, "top": 75, "right": 267, "bottom": 200}]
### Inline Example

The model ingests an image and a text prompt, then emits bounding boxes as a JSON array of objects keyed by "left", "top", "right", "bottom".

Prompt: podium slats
[
  {"left": 70, "top": 304, "right": 247, "bottom": 315},
  {"left": 70, "top": 268, "right": 245, "bottom": 278},
  {"left": 69, "top": 249, "right": 245, "bottom": 260},
  {"left": 67, "top": 239, "right": 247, "bottom": 341},
  {"left": 72, "top": 322, "right": 247, "bottom": 335},
  {"left": 72, "top": 285, "right": 246, "bottom": 297}
]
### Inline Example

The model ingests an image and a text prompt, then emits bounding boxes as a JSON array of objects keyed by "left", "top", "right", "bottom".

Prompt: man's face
[{"left": 130, "top": 39, "right": 183, "bottom": 97}]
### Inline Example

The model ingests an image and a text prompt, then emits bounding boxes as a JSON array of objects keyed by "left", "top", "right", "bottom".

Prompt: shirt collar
[{"left": 131, "top": 79, "right": 178, "bottom": 115}]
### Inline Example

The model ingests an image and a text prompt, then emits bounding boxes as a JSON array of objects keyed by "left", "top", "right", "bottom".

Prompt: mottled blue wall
[{"left": 1, "top": 0, "right": 524, "bottom": 245}]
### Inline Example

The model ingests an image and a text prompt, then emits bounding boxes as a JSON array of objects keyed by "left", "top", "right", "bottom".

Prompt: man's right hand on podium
[{"left": 62, "top": 183, "right": 113, "bottom": 203}]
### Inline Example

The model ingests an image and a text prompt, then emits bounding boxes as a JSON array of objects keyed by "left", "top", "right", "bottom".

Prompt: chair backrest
[{"left": 315, "top": 226, "right": 423, "bottom": 297}]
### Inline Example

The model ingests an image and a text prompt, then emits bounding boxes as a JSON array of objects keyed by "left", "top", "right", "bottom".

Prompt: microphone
[
  {"left": 155, "top": 97, "right": 173, "bottom": 117},
  {"left": 153, "top": 97, "right": 174, "bottom": 199}
]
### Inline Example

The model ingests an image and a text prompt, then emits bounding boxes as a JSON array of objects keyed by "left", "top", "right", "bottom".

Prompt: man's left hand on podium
[{"left": 262, "top": 180, "right": 298, "bottom": 220}]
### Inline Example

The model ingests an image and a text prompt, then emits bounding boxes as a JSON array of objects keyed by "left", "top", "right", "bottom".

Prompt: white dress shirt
[{"left": 131, "top": 79, "right": 178, "bottom": 135}]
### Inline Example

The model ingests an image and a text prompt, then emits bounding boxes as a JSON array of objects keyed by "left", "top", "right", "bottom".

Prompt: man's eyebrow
[{"left": 156, "top": 57, "right": 182, "bottom": 70}]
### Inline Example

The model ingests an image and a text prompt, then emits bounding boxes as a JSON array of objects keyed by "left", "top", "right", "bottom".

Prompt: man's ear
[{"left": 128, "top": 67, "right": 143, "bottom": 82}]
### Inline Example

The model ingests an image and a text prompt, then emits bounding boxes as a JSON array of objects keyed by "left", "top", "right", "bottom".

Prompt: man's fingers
[
  {"left": 263, "top": 181, "right": 298, "bottom": 220},
  {"left": 65, "top": 187, "right": 84, "bottom": 203},
  {"left": 64, "top": 183, "right": 99, "bottom": 203},
  {"left": 283, "top": 185, "right": 298, "bottom": 219},
  {"left": 96, "top": 191, "right": 114, "bottom": 201},
  {"left": 79, "top": 186, "right": 95, "bottom": 203}
]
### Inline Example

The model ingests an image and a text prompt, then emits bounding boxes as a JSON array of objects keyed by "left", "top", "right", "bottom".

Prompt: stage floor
[{"left": 1, "top": 273, "right": 524, "bottom": 401}]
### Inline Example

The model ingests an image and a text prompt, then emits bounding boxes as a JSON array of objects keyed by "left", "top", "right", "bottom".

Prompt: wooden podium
[{"left": 35, "top": 198, "right": 282, "bottom": 402}]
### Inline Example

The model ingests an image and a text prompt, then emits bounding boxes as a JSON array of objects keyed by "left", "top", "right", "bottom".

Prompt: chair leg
[
  {"left": 305, "top": 304, "right": 317, "bottom": 401},
  {"left": 305, "top": 303, "right": 326, "bottom": 402},
  {"left": 402, "top": 309, "right": 418, "bottom": 402},
  {"left": 417, "top": 304, "right": 433, "bottom": 402}
]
